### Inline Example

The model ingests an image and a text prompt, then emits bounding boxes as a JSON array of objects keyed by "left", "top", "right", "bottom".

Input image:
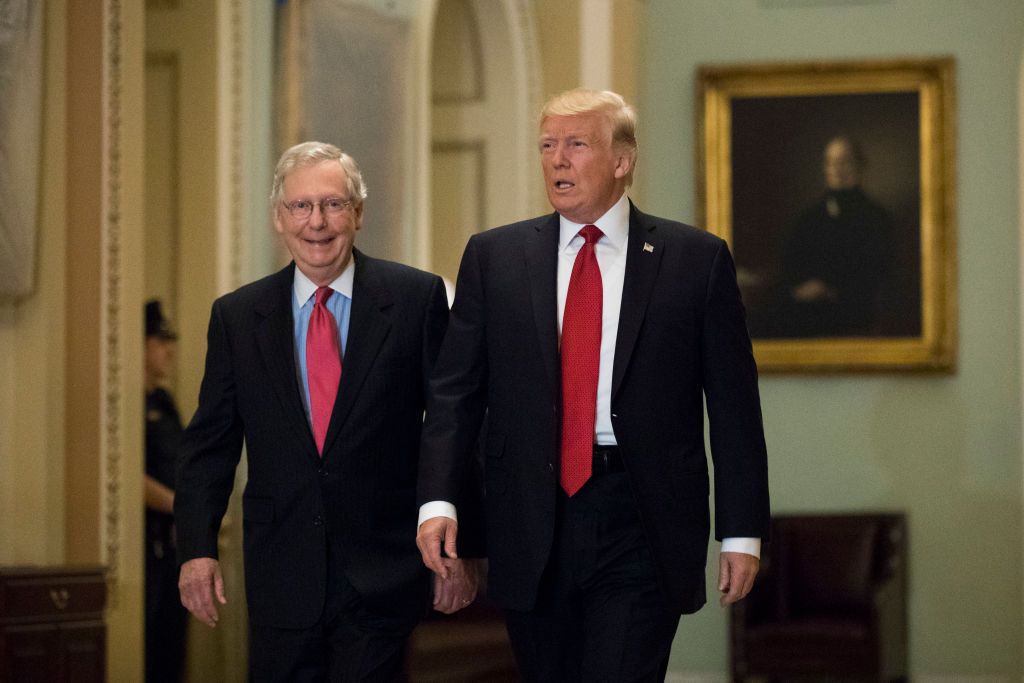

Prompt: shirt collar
[
  {"left": 558, "top": 193, "right": 630, "bottom": 253},
  {"left": 293, "top": 258, "right": 355, "bottom": 307}
]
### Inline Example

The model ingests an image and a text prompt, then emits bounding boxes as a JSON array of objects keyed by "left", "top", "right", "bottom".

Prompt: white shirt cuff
[
  {"left": 721, "top": 537, "right": 761, "bottom": 558},
  {"left": 418, "top": 501, "right": 457, "bottom": 527}
]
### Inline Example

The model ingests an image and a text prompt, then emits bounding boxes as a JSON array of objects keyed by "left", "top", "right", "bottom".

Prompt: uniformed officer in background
[{"left": 144, "top": 300, "right": 188, "bottom": 682}]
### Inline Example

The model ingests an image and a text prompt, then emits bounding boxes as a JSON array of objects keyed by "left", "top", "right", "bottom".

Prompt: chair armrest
[
  {"left": 871, "top": 574, "right": 901, "bottom": 617},
  {"left": 870, "top": 572, "right": 908, "bottom": 678}
]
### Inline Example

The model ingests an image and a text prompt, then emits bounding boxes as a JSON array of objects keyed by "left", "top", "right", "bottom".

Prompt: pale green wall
[{"left": 638, "top": 0, "right": 1024, "bottom": 677}]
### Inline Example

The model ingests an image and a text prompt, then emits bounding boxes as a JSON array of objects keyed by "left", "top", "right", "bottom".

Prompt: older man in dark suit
[
  {"left": 416, "top": 89, "right": 770, "bottom": 682},
  {"left": 175, "top": 142, "right": 477, "bottom": 681}
]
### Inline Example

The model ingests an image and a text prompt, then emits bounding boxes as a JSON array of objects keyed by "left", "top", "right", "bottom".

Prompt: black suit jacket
[
  {"left": 175, "top": 251, "right": 448, "bottom": 629},
  {"left": 418, "top": 202, "right": 769, "bottom": 614}
]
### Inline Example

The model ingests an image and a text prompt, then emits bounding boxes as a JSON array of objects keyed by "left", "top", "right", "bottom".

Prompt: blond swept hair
[{"left": 540, "top": 88, "right": 638, "bottom": 185}]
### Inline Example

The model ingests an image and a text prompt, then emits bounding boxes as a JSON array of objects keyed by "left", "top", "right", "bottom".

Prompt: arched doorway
[
  {"left": 428, "top": 0, "right": 543, "bottom": 290},
  {"left": 402, "top": 2, "right": 541, "bottom": 679}
]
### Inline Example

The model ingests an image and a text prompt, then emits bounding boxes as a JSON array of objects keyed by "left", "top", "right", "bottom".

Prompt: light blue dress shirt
[{"left": 291, "top": 262, "right": 354, "bottom": 425}]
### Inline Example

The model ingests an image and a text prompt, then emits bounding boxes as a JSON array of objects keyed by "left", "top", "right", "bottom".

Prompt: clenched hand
[{"left": 432, "top": 558, "right": 480, "bottom": 614}]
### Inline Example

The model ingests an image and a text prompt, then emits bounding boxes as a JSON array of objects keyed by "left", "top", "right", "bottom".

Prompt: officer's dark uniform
[{"left": 144, "top": 301, "right": 188, "bottom": 683}]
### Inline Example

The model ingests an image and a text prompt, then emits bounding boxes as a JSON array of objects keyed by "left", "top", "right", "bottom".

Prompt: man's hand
[
  {"left": 417, "top": 516, "right": 459, "bottom": 579},
  {"left": 432, "top": 558, "right": 480, "bottom": 615},
  {"left": 718, "top": 551, "right": 759, "bottom": 606},
  {"left": 179, "top": 557, "right": 227, "bottom": 627}
]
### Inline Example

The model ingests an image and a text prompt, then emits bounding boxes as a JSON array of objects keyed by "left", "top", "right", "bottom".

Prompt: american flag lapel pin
[{"left": 643, "top": 242, "right": 654, "bottom": 253}]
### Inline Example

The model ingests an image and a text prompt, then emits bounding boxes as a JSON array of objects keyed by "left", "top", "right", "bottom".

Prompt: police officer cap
[{"left": 145, "top": 300, "right": 178, "bottom": 340}]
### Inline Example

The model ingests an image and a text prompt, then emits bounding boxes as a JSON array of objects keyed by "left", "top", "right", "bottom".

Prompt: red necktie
[
  {"left": 560, "top": 225, "right": 603, "bottom": 496},
  {"left": 307, "top": 286, "right": 342, "bottom": 455}
]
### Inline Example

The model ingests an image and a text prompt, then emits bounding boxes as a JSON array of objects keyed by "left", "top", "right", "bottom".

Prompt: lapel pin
[{"left": 643, "top": 242, "right": 654, "bottom": 253}]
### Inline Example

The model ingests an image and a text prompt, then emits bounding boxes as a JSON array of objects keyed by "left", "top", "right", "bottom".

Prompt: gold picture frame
[{"left": 698, "top": 58, "right": 957, "bottom": 372}]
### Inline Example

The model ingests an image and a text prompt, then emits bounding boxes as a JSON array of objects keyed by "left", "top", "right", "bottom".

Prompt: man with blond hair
[
  {"left": 175, "top": 142, "right": 477, "bottom": 681},
  {"left": 416, "top": 90, "right": 769, "bottom": 681}
]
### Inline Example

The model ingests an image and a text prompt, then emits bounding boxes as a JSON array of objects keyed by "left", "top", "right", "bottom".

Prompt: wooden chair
[{"left": 730, "top": 513, "right": 908, "bottom": 682}]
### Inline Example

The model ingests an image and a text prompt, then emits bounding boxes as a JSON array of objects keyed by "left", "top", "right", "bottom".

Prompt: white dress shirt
[{"left": 556, "top": 194, "right": 629, "bottom": 445}]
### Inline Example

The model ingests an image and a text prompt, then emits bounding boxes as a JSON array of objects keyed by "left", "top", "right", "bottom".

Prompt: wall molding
[
  {"left": 101, "top": 0, "right": 125, "bottom": 600},
  {"left": 216, "top": 1, "right": 251, "bottom": 678},
  {"left": 219, "top": 0, "right": 246, "bottom": 293},
  {"left": 1019, "top": 26, "right": 1024, "bottom": 666},
  {"left": 507, "top": 0, "right": 544, "bottom": 214}
]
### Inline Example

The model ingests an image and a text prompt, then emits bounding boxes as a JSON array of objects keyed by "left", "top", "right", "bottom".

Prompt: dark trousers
[
  {"left": 248, "top": 563, "right": 416, "bottom": 682},
  {"left": 145, "top": 536, "right": 188, "bottom": 683},
  {"left": 504, "top": 471, "right": 681, "bottom": 683}
]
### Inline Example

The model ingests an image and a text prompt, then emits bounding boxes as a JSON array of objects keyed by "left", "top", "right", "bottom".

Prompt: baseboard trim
[
  {"left": 665, "top": 674, "right": 726, "bottom": 683},
  {"left": 666, "top": 674, "right": 1014, "bottom": 683}
]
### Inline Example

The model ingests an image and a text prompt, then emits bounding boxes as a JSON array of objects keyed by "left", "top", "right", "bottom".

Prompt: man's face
[
  {"left": 539, "top": 113, "right": 631, "bottom": 224},
  {"left": 823, "top": 138, "right": 860, "bottom": 190},
  {"left": 273, "top": 160, "right": 362, "bottom": 284}
]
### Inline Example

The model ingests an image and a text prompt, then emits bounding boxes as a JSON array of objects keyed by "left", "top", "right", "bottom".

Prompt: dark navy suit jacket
[
  {"left": 176, "top": 251, "right": 448, "bottom": 628},
  {"left": 418, "top": 202, "right": 770, "bottom": 614}
]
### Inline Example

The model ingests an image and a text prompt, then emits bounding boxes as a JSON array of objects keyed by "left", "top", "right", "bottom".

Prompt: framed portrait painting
[{"left": 697, "top": 58, "right": 957, "bottom": 372}]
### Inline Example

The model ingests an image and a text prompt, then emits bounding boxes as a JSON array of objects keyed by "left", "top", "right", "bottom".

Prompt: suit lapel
[
  {"left": 612, "top": 202, "right": 663, "bottom": 399},
  {"left": 525, "top": 214, "right": 561, "bottom": 400},
  {"left": 322, "top": 249, "right": 391, "bottom": 456},
  {"left": 254, "top": 263, "right": 319, "bottom": 458}
]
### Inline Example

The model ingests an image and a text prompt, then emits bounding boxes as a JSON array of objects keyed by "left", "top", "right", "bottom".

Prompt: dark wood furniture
[
  {"left": 730, "top": 513, "right": 907, "bottom": 682},
  {"left": 0, "top": 566, "right": 107, "bottom": 682}
]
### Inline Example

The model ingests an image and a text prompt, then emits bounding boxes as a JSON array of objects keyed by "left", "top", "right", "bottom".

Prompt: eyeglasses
[{"left": 283, "top": 197, "right": 354, "bottom": 220}]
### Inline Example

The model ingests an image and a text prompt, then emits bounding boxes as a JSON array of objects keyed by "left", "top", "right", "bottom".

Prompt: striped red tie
[
  {"left": 307, "top": 286, "right": 342, "bottom": 455},
  {"left": 560, "top": 225, "right": 603, "bottom": 496}
]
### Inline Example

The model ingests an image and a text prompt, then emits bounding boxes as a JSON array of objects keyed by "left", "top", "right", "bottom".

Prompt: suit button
[
  {"left": 318, "top": 467, "right": 328, "bottom": 477},
  {"left": 313, "top": 516, "right": 323, "bottom": 527},
  {"left": 611, "top": 413, "right": 618, "bottom": 419},
  {"left": 547, "top": 463, "right": 554, "bottom": 473}
]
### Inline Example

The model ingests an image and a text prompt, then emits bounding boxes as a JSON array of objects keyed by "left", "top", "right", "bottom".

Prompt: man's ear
[
  {"left": 272, "top": 205, "right": 285, "bottom": 234},
  {"left": 614, "top": 149, "right": 635, "bottom": 180},
  {"left": 354, "top": 203, "right": 364, "bottom": 230}
]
